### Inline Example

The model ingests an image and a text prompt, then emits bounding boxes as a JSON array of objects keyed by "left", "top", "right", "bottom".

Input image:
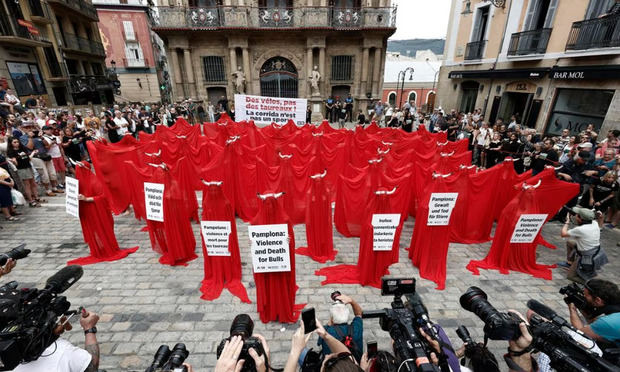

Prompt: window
[
  {"left": 91, "top": 63, "right": 103, "bottom": 75},
  {"left": 123, "top": 21, "right": 136, "bottom": 41},
  {"left": 524, "top": 0, "right": 558, "bottom": 30},
  {"left": 471, "top": 6, "right": 490, "bottom": 42},
  {"left": 202, "top": 56, "right": 225, "bottom": 82},
  {"left": 6, "top": 62, "right": 47, "bottom": 96},
  {"left": 407, "top": 91, "right": 416, "bottom": 105},
  {"left": 331, "top": 55, "right": 353, "bottom": 81},
  {"left": 43, "top": 47, "right": 63, "bottom": 77},
  {"left": 66, "top": 59, "right": 79, "bottom": 75},
  {"left": 546, "top": 88, "right": 614, "bottom": 136},
  {"left": 388, "top": 92, "right": 396, "bottom": 107},
  {"left": 586, "top": 0, "right": 615, "bottom": 19},
  {"left": 259, "top": 0, "right": 293, "bottom": 7},
  {"left": 125, "top": 42, "right": 144, "bottom": 66},
  {"left": 189, "top": 0, "right": 221, "bottom": 6}
]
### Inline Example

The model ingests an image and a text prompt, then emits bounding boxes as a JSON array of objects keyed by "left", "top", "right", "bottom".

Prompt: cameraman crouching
[
  {"left": 567, "top": 279, "right": 620, "bottom": 349},
  {"left": 559, "top": 207, "right": 608, "bottom": 284},
  {"left": 12, "top": 308, "right": 100, "bottom": 372},
  {"left": 319, "top": 292, "right": 363, "bottom": 362}
]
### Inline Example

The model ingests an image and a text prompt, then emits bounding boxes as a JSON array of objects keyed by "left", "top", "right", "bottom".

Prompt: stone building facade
[
  {"left": 152, "top": 0, "right": 396, "bottom": 117},
  {"left": 0, "top": 0, "right": 114, "bottom": 106},
  {"left": 437, "top": 0, "right": 620, "bottom": 136}
]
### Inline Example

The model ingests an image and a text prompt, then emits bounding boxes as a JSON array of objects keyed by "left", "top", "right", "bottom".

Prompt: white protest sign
[
  {"left": 248, "top": 224, "right": 291, "bottom": 273},
  {"left": 234, "top": 94, "right": 307, "bottom": 126},
  {"left": 371, "top": 214, "right": 400, "bottom": 251},
  {"left": 65, "top": 177, "right": 79, "bottom": 218},
  {"left": 201, "top": 221, "right": 232, "bottom": 256},
  {"left": 510, "top": 214, "right": 548, "bottom": 243},
  {"left": 144, "top": 182, "right": 164, "bottom": 222},
  {"left": 427, "top": 193, "right": 459, "bottom": 226}
]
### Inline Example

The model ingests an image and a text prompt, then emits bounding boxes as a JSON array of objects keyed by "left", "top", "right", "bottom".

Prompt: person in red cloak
[
  {"left": 67, "top": 161, "right": 138, "bottom": 265},
  {"left": 199, "top": 181, "right": 250, "bottom": 303},
  {"left": 315, "top": 186, "right": 406, "bottom": 289},
  {"left": 250, "top": 192, "right": 304, "bottom": 323},
  {"left": 296, "top": 170, "right": 337, "bottom": 263}
]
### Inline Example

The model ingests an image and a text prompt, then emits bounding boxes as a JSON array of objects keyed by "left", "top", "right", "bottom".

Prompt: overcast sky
[{"left": 390, "top": 0, "right": 452, "bottom": 40}]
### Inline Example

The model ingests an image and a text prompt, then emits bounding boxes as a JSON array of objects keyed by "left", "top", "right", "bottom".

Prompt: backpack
[{"left": 333, "top": 324, "right": 361, "bottom": 361}]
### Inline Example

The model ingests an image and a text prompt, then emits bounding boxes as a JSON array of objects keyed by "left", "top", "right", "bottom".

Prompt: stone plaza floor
[{"left": 1, "top": 194, "right": 618, "bottom": 371}]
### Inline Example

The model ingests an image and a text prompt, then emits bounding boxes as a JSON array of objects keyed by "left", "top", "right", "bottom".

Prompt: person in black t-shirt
[{"left": 580, "top": 171, "right": 618, "bottom": 226}]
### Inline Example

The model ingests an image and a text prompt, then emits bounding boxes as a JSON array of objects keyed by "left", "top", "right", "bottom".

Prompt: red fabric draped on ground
[
  {"left": 296, "top": 172, "right": 337, "bottom": 263},
  {"left": 67, "top": 162, "right": 138, "bottom": 265},
  {"left": 251, "top": 195, "right": 304, "bottom": 323},
  {"left": 466, "top": 170, "right": 579, "bottom": 279},
  {"left": 316, "top": 185, "right": 408, "bottom": 288},
  {"left": 199, "top": 183, "right": 250, "bottom": 303}
]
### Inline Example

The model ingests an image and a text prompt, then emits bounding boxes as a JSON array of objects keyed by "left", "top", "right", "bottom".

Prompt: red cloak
[
  {"left": 67, "top": 163, "right": 138, "bottom": 265},
  {"left": 199, "top": 183, "right": 250, "bottom": 303}
]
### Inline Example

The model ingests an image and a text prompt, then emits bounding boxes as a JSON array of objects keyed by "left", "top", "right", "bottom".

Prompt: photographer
[
  {"left": 559, "top": 207, "right": 608, "bottom": 283},
  {"left": 12, "top": 308, "right": 100, "bottom": 372},
  {"left": 319, "top": 293, "right": 363, "bottom": 361},
  {"left": 214, "top": 331, "right": 270, "bottom": 372},
  {"left": 567, "top": 279, "right": 620, "bottom": 347},
  {"left": 284, "top": 319, "right": 354, "bottom": 372}
]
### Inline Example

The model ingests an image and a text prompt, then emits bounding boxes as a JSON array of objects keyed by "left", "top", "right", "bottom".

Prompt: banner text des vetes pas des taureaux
[{"left": 234, "top": 94, "right": 307, "bottom": 126}]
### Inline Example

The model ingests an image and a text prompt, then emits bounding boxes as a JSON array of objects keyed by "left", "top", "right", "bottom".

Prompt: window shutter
[
  {"left": 123, "top": 21, "right": 135, "bottom": 41},
  {"left": 524, "top": 0, "right": 540, "bottom": 30},
  {"left": 586, "top": 0, "right": 615, "bottom": 19},
  {"left": 471, "top": 10, "right": 482, "bottom": 41},
  {"left": 543, "top": 0, "right": 559, "bottom": 28}
]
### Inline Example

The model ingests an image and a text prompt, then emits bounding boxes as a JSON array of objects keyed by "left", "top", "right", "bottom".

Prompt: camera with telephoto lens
[
  {"left": 362, "top": 277, "right": 443, "bottom": 372},
  {"left": 0, "top": 265, "right": 83, "bottom": 370},
  {"left": 559, "top": 283, "right": 589, "bottom": 311},
  {"left": 0, "top": 243, "right": 31, "bottom": 267},
  {"left": 145, "top": 343, "right": 189, "bottom": 372},
  {"left": 455, "top": 325, "right": 500, "bottom": 372},
  {"left": 216, "top": 314, "right": 267, "bottom": 372},
  {"left": 459, "top": 286, "right": 522, "bottom": 340}
]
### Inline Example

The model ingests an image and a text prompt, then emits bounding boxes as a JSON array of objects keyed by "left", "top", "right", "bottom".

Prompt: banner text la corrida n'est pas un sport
[{"left": 234, "top": 94, "right": 307, "bottom": 126}]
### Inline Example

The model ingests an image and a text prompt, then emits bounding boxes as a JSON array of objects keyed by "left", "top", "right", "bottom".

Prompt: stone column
[
  {"left": 359, "top": 47, "right": 369, "bottom": 97},
  {"left": 242, "top": 47, "right": 251, "bottom": 94},
  {"left": 306, "top": 47, "right": 313, "bottom": 97},
  {"left": 319, "top": 47, "right": 325, "bottom": 96},
  {"left": 170, "top": 48, "right": 183, "bottom": 99},
  {"left": 229, "top": 48, "right": 237, "bottom": 97},
  {"left": 224, "top": 0, "right": 231, "bottom": 5},
  {"left": 183, "top": 48, "right": 196, "bottom": 98},
  {"left": 372, "top": 47, "right": 381, "bottom": 98}
]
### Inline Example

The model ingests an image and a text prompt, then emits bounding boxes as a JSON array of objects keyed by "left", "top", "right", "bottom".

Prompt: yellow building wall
[{"left": 545, "top": 0, "right": 589, "bottom": 53}]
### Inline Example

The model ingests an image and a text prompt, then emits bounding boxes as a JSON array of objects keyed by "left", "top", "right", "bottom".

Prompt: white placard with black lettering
[
  {"left": 371, "top": 214, "right": 400, "bottom": 251},
  {"left": 248, "top": 224, "right": 290, "bottom": 273},
  {"left": 144, "top": 182, "right": 165, "bottom": 222},
  {"left": 427, "top": 192, "right": 459, "bottom": 226},
  {"left": 510, "top": 214, "right": 548, "bottom": 243},
  {"left": 201, "top": 221, "right": 232, "bottom": 256},
  {"left": 65, "top": 177, "right": 79, "bottom": 218}
]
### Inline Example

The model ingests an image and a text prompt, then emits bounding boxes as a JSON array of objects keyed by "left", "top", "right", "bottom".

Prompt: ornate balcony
[
  {"left": 508, "top": 28, "right": 552, "bottom": 56},
  {"left": 123, "top": 57, "right": 150, "bottom": 68},
  {"left": 151, "top": 5, "right": 396, "bottom": 30},
  {"left": 464, "top": 40, "right": 486, "bottom": 60},
  {"left": 63, "top": 33, "right": 106, "bottom": 56},
  {"left": 69, "top": 75, "right": 114, "bottom": 94},
  {"left": 48, "top": 0, "right": 99, "bottom": 21},
  {"left": 566, "top": 13, "right": 620, "bottom": 51}
]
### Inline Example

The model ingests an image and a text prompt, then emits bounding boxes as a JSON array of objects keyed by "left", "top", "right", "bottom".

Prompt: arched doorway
[
  {"left": 387, "top": 91, "right": 396, "bottom": 107},
  {"left": 407, "top": 91, "right": 417, "bottom": 106},
  {"left": 260, "top": 57, "right": 298, "bottom": 98},
  {"left": 427, "top": 91, "right": 436, "bottom": 112}
]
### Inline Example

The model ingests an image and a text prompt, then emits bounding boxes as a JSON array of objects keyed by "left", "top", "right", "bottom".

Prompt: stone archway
[
  {"left": 259, "top": 56, "right": 298, "bottom": 98},
  {"left": 253, "top": 49, "right": 305, "bottom": 96}
]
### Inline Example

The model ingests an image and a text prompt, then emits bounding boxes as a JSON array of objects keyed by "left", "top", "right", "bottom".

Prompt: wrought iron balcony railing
[
  {"left": 508, "top": 28, "right": 551, "bottom": 56},
  {"left": 151, "top": 5, "right": 396, "bottom": 30},
  {"left": 465, "top": 40, "right": 486, "bottom": 60},
  {"left": 566, "top": 13, "right": 620, "bottom": 50},
  {"left": 69, "top": 74, "right": 114, "bottom": 94},
  {"left": 48, "top": 0, "right": 99, "bottom": 21},
  {"left": 123, "top": 57, "right": 149, "bottom": 68},
  {"left": 63, "top": 33, "right": 106, "bottom": 56}
]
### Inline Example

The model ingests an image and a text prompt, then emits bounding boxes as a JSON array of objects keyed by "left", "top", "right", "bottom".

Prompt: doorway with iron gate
[{"left": 259, "top": 57, "right": 298, "bottom": 98}]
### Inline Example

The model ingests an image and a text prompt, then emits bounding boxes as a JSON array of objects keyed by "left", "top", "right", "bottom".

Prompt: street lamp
[
  {"left": 426, "top": 59, "right": 439, "bottom": 112},
  {"left": 397, "top": 67, "right": 414, "bottom": 109},
  {"left": 110, "top": 60, "right": 116, "bottom": 72}
]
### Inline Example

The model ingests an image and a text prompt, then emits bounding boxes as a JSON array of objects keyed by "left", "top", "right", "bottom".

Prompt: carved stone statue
[
  {"left": 232, "top": 66, "right": 246, "bottom": 94},
  {"left": 309, "top": 65, "right": 321, "bottom": 96}
]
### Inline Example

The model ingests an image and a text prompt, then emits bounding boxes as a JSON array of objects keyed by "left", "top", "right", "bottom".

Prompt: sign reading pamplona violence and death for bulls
[
  {"left": 248, "top": 224, "right": 291, "bottom": 273},
  {"left": 144, "top": 182, "right": 164, "bottom": 222},
  {"left": 234, "top": 94, "right": 307, "bottom": 126},
  {"left": 510, "top": 214, "right": 548, "bottom": 243}
]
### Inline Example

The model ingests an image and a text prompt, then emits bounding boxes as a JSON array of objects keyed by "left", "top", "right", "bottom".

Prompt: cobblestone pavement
[{"left": 1, "top": 194, "right": 618, "bottom": 372}]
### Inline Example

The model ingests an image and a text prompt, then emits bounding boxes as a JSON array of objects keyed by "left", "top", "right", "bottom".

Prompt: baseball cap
[
  {"left": 572, "top": 207, "right": 596, "bottom": 221},
  {"left": 42, "top": 125, "right": 52, "bottom": 131},
  {"left": 578, "top": 142, "right": 593, "bottom": 150}
]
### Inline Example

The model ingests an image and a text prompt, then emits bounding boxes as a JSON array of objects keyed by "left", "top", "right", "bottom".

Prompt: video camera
[
  {"left": 362, "top": 277, "right": 442, "bottom": 372},
  {"left": 0, "top": 243, "right": 31, "bottom": 267},
  {"left": 216, "top": 314, "right": 268, "bottom": 372},
  {"left": 559, "top": 283, "right": 590, "bottom": 311},
  {"left": 145, "top": 343, "right": 189, "bottom": 372},
  {"left": 0, "top": 265, "right": 83, "bottom": 370},
  {"left": 460, "top": 286, "right": 620, "bottom": 372}
]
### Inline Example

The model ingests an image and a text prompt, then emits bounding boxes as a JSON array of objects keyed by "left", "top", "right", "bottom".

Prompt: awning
[
  {"left": 448, "top": 68, "right": 549, "bottom": 79},
  {"left": 549, "top": 65, "right": 620, "bottom": 80}
]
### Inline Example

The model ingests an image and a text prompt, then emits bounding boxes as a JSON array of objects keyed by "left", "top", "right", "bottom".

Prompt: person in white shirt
[
  {"left": 12, "top": 309, "right": 100, "bottom": 372},
  {"left": 3, "top": 89, "right": 23, "bottom": 114},
  {"left": 113, "top": 110, "right": 129, "bottom": 137},
  {"left": 36, "top": 111, "right": 47, "bottom": 129},
  {"left": 474, "top": 121, "right": 492, "bottom": 167}
]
